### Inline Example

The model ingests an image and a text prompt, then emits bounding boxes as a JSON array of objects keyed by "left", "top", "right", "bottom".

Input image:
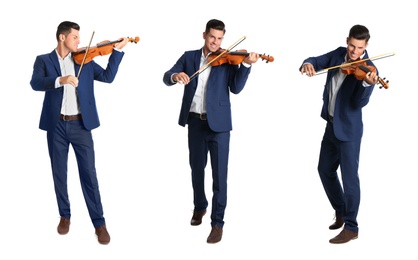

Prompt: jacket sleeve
[
  {"left": 229, "top": 64, "right": 251, "bottom": 94},
  {"left": 30, "top": 55, "right": 58, "bottom": 92},
  {"left": 163, "top": 52, "right": 187, "bottom": 86}
]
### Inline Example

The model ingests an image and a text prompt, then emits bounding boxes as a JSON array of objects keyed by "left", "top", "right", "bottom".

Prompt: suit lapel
[
  {"left": 49, "top": 50, "right": 62, "bottom": 76},
  {"left": 194, "top": 49, "right": 202, "bottom": 74}
]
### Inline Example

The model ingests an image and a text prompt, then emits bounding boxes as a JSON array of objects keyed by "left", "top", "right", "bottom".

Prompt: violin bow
[
  {"left": 76, "top": 31, "right": 95, "bottom": 78},
  {"left": 189, "top": 36, "right": 247, "bottom": 81},
  {"left": 314, "top": 52, "right": 396, "bottom": 75}
]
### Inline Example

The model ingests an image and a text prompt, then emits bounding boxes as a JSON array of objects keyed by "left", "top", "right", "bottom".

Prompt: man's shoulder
[
  {"left": 36, "top": 50, "right": 56, "bottom": 59},
  {"left": 185, "top": 48, "right": 201, "bottom": 53},
  {"left": 184, "top": 49, "right": 201, "bottom": 55}
]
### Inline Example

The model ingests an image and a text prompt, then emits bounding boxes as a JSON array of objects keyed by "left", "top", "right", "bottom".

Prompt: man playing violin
[
  {"left": 30, "top": 21, "right": 129, "bottom": 245},
  {"left": 163, "top": 19, "right": 259, "bottom": 243},
  {"left": 299, "top": 24, "right": 379, "bottom": 244}
]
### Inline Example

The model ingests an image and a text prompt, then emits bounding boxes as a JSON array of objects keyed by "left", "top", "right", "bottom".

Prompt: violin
[
  {"left": 341, "top": 61, "right": 389, "bottom": 89},
  {"left": 208, "top": 49, "right": 274, "bottom": 66},
  {"left": 73, "top": 36, "right": 139, "bottom": 65},
  {"left": 188, "top": 48, "right": 274, "bottom": 81}
]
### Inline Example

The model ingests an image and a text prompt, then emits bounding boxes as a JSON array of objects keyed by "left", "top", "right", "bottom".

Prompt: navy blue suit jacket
[
  {"left": 163, "top": 48, "right": 251, "bottom": 132},
  {"left": 302, "top": 47, "right": 376, "bottom": 141},
  {"left": 30, "top": 49, "right": 124, "bottom": 131}
]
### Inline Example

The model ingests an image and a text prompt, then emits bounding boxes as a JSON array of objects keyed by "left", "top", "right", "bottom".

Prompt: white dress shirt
[
  {"left": 55, "top": 50, "right": 80, "bottom": 115},
  {"left": 190, "top": 51, "right": 212, "bottom": 114}
]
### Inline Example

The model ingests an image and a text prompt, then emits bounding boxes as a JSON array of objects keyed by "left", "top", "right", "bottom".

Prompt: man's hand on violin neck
[
  {"left": 244, "top": 52, "right": 259, "bottom": 64},
  {"left": 364, "top": 71, "right": 379, "bottom": 85},
  {"left": 114, "top": 37, "right": 129, "bottom": 50}
]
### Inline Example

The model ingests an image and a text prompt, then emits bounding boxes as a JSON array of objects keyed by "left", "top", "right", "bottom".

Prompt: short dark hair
[
  {"left": 56, "top": 21, "right": 80, "bottom": 41},
  {"left": 349, "top": 24, "right": 370, "bottom": 43},
  {"left": 205, "top": 19, "right": 226, "bottom": 34}
]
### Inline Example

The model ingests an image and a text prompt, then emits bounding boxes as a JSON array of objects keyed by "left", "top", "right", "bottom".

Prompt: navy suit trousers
[
  {"left": 47, "top": 119, "right": 105, "bottom": 228},
  {"left": 187, "top": 117, "right": 230, "bottom": 228},
  {"left": 318, "top": 122, "right": 361, "bottom": 233}
]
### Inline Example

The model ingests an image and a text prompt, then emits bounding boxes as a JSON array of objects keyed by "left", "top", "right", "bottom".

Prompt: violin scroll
[
  {"left": 260, "top": 53, "right": 274, "bottom": 63},
  {"left": 377, "top": 77, "right": 389, "bottom": 89},
  {"left": 127, "top": 36, "right": 140, "bottom": 44}
]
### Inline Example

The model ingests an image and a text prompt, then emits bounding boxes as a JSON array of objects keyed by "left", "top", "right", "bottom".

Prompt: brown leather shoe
[
  {"left": 207, "top": 225, "right": 223, "bottom": 244},
  {"left": 191, "top": 209, "right": 206, "bottom": 226},
  {"left": 329, "top": 229, "right": 358, "bottom": 244},
  {"left": 95, "top": 225, "right": 111, "bottom": 245},
  {"left": 329, "top": 215, "right": 344, "bottom": 230},
  {"left": 57, "top": 217, "right": 70, "bottom": 235}
]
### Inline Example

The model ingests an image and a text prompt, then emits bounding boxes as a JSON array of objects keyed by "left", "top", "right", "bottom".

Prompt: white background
[{"left": 1, "top": 0, "right": 417, "bottom": 259}]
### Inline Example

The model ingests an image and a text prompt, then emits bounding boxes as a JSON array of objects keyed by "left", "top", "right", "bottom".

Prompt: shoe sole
[{"left": 329, "top": 236, "right": 358, "bottom": 244}]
